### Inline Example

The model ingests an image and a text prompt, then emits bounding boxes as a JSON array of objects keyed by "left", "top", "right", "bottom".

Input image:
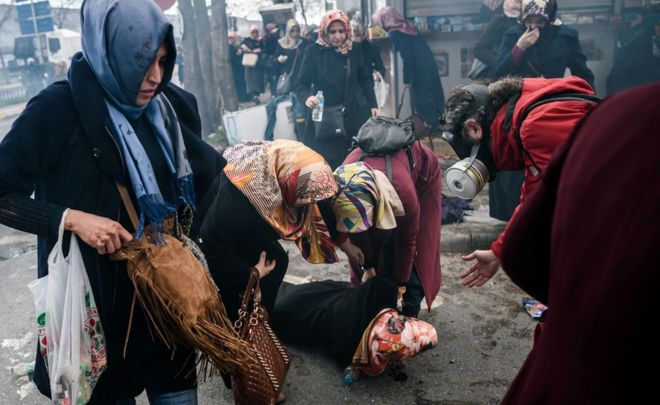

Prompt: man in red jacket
[{"left": 440, "top": 76, "right": 597, "bottom": 287}]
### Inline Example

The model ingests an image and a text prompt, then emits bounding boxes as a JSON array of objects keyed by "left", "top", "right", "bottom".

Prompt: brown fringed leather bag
[
  {"left": 112, "top": 182, "right": 251, "bottom": 377},
  {"left": 231, "top": 268, "right": 291, "bottom": 405}
]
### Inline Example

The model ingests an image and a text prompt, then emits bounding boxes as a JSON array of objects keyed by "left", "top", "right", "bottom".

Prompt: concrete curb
[
  {"left": 441, "top": 222, "right": 506, "bottom": 253},
  {"left": 0, "top": 103, "right": 26, "bottom": 120}
]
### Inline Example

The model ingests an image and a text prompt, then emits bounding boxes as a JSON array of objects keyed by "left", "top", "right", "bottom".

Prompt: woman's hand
[
  {"left": 63, "top": 209, "right": 133, "bottom": 255},
  {"left": 361, "top": 267, "right": 376, "bottom": 283},
  {"left": 277, "top": 55, "right": 288, "bottom": 63},
  {"left": 459, "top": 249, "right": 501, "bottom": 287},
  {"left": 516, "top": 27, "right": 540, "bottom": 50},
  {"left": 338, "top": 240, "right": 365, "bottom": 266},
  {"left": 370, "top": 108, "right": 380, "bottom": 117},
  {"left": 305, "top": 96, "right": 319, "bottom": 108},
  {"left": 254, "top": 251, "right": 277, "bottom": 279},
  {"left": 253, "top": 48, "right": 262, "bottom": 54}
]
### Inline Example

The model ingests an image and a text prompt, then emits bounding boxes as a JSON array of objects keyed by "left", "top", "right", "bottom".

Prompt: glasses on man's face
[{"left": 328, "top": 29, "right": 346, "bottom": 35}]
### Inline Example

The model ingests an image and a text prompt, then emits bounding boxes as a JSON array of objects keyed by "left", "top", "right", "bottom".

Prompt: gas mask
[
  {"left": 441, "top": 83, "right": 494, "bottom": 200},
  {"left": 444, "top": 143, "right": 489, "bottom": 200}
]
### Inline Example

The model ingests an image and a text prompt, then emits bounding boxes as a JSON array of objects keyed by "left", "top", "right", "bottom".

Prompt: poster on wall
[{"left": 434, "top": 51, "right": 449, "bottom": 76}]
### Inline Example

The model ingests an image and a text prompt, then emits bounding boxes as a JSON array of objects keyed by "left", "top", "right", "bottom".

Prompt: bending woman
[
  {"left": 334, "top": 144, "right": 442, "bottom": 317},
  {"left": 198, "top": 140, "right": 339, "bottom": 319}
]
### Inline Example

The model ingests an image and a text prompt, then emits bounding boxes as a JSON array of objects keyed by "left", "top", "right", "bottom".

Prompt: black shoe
[{"left": 252, "top": 96, "right": 261, "bottom": 105}]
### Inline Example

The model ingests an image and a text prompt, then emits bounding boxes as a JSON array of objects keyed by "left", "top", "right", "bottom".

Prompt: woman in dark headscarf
[
  {"left": 0, "top": 0, "right": 226, "bottom": 402},
  {"left": 262, "top": 23, "right": 281, "bottom": 98},
  {"left": 241, "top": 25, "right": 265, "bottom": 104},
  {"left": 372, "top": 6, "right": 445, "bottom": 128},
  {"left": 295, "top": 9, "right": 378, "bottom": 169},
  {"left": 493, "top": 0, "right": 594, "bottom": 87}
]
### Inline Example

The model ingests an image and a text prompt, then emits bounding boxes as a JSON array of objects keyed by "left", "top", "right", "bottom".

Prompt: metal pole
[{"left": 30, "top": 0, "right": 44, "bottom": 64}]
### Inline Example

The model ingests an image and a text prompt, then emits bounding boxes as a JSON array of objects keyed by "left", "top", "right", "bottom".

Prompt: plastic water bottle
[
  {"left": 312, "top": 91, "right": 324, "bottom": 122},
  {"left": 343, "top": 365, "right": 360, "bottom": 385}
]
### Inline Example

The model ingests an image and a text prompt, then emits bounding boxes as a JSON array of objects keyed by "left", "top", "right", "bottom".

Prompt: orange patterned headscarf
[
  {"left": 316, "top": 9, "right": 353, "bottom": 54},
  {"left": 223, "top": 140, "right": 338, "bottom": 264},
  {"left": 352, "top": 309, "right": 438, "bottom": 376}
]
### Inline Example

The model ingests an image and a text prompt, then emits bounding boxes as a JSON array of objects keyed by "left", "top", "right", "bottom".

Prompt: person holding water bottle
[{"left": 295, "top": 9, "right": 379, "bottom": 169}]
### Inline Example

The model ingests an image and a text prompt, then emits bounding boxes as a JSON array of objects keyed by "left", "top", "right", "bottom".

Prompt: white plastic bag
[
  {"left": 373, "top": 71, "right": 390, "bottom": 109},
  {"left": 45, "top": 210, "right": 107, "bottom": 404},
  {"left": 28, "top": 276, "right": 49, "bottom": 370}
]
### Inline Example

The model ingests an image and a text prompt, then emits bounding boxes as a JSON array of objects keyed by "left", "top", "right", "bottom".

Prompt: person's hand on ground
[
  {"left": 516, "top": 27, "right": 540, "bottom": 50},
  {"left": 361, "top": 268, "right": 376, "bottom": 283},
  {"left": 339, "top": 240, "right": 365, "bottom": 266},
  {"left": 459, "top": 249, "right": 501, "bottom": 287},
  {"left": 64, "top": 209, "right": 132, "bottom": 255},
  {"left": 305, "top": 95, "right": 319, "bottom": 108},
  {"left": 254, "top": 251, "right": 276, "bottom": 279}
]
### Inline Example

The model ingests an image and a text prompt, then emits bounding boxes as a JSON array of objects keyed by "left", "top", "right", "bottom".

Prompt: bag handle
[
  {"left": 236, "top": 267, "right": 262, "bottom": 336},
  {"left": 114, "top": 181, "right": 140, "bottom": 231},
  {"left": 48, "top": 208, "right": 71, "bottom": 264}
]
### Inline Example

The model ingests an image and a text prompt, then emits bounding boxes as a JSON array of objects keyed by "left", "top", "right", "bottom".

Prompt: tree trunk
[
  {"left": 178, "top": 0, "right": 214, "bottom": 135},
  {"left": 210, "top": 0, "right": 239, "bottom": 112},
  {"left": 192, "top": 0, "right": 221, "bottom": 129}
]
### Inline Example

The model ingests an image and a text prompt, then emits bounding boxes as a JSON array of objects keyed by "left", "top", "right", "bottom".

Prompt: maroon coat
[
  {"left": 500, "top": 83, "right": 660, "bottom": 403},
  {"left": 343, "top": 142, "right": 442, "bottom": 310}
]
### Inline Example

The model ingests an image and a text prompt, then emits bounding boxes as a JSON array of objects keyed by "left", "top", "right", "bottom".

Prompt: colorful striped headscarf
[
  {"left": 317, "top": 9, "right": 353, "bottom": 54},
  {"left": 223, "top": 140, "right": 338, "bottom": 264},
  {"left": 333, "top": 162, "right": 404, "bottom": 234},
  {"left": 352, "top": 309, "right": 438, "bottom": 376}
]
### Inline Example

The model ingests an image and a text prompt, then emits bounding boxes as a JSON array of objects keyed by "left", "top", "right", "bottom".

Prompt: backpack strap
[{"left": 513, "top": 92, "right": 601, "bottom": 175}]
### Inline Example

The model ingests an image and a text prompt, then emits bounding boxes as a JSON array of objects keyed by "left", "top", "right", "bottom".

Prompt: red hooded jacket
[{"left": 490, "top": 77, "right": 595, "bottom": 258}]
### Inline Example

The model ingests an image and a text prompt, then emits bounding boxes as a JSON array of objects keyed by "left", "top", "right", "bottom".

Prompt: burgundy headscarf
[{"left": 372, "top": 6, "right": 418, "bottom": 36}]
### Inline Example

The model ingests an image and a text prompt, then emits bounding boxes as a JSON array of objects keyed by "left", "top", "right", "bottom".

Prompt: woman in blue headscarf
[{"left": 0, "top": 0, "right": 226, "bottom": 402}]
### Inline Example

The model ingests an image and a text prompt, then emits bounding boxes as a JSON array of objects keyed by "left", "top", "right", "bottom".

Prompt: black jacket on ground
[
  {"left": 295, "top": 43, "right": 377, "bottom": 168},
  {"left": 272, "top": 276, "right": 398, "bottom": 365},
  {"left": 493, "top": 24, "right": 595, "bottom": 87},
  {"left": 0, "top": 53, "right": 225, "bottom": 402}
]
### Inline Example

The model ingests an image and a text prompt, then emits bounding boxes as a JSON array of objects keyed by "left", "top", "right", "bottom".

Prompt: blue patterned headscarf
[{"left": 80, "top": 0, "right": 194, "bottom": 240}]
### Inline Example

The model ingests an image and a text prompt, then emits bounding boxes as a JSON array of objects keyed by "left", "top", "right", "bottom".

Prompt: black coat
[
  {"left": 389, "top": 30, "right": 444, "bottom": 127},
  {"left": 357, "top": 40, "right": 386, "bottom": 78},
  {"left": 274, "top": 41, "right": 306, "bottom": 79},
  {"left": 0, "top": 53, "right": 225, "bottom": 401},
  {"left": 294, "top": 43, "right": 377, "bottom": 168},
  {"left": 494, "top": 24, "right": 595, "bottom": 87},
  {"left": 606, "top": 28, "right": 660, "bottom": 95},
  {"left": 474, "top": 15, "right": 519, "bottom": 79},
  {"left": 197, "top": 172, "right": 289, "bottom": 321}
]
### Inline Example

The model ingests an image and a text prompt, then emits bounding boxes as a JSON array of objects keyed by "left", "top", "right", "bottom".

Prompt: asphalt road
[
  {"left": 0, "top": 117, "right": 14, "bottom": 142},
  {"left": 0, "top": 114, "right": 534, "bottom": 404}
]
